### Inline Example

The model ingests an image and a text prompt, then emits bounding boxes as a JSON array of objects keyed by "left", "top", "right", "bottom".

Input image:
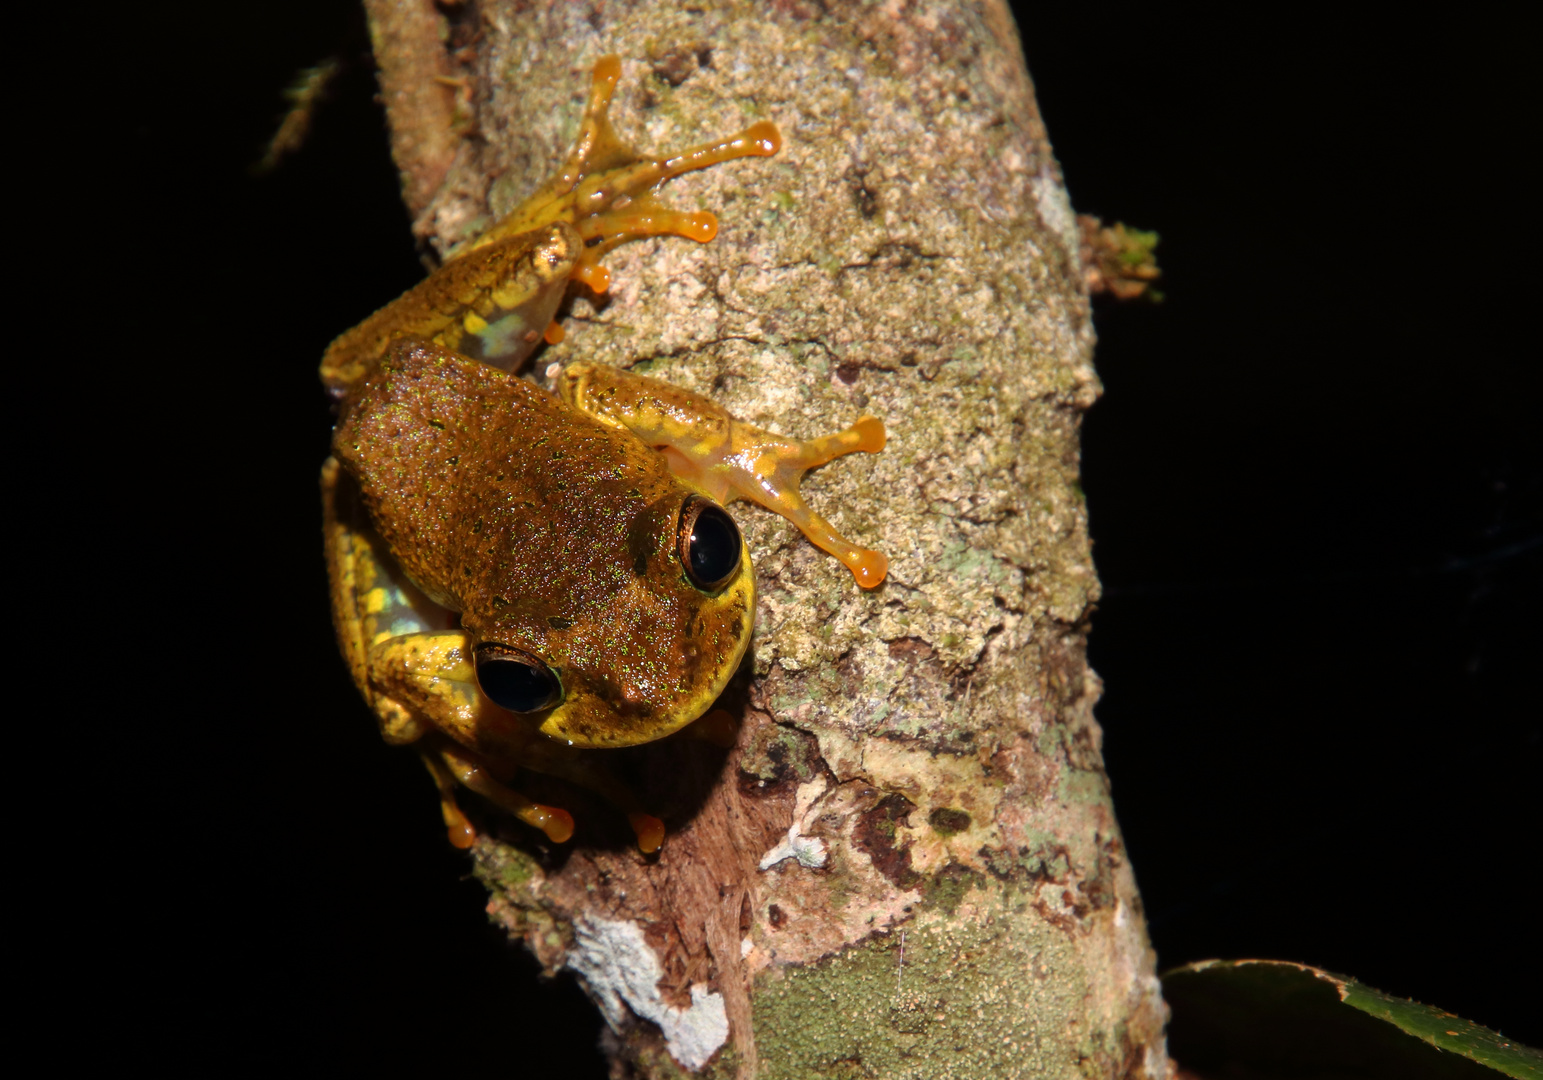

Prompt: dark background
[{"left": 103, "top": 2, "right": 1536, "bottom": 1069}]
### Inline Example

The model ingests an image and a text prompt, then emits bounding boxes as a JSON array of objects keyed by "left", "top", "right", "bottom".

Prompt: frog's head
[{"left": 462, "top": 489, "right": 755, "bottom": 748}]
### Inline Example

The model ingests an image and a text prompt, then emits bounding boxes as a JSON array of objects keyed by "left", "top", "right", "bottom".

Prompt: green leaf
[{"left": 1162, "top": 959, "right": 1540, "bottom": 1079}]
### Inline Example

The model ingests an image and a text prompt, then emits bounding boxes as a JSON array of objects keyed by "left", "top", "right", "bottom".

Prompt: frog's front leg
[
  {"left": 372, "top": 635, "right": 665, "bottom": 851},
  {"left": 420, "top": 738, "right": 574, "bottom": 849},
  {"left": 558, "top": 362, "right": 889, "bottom": 588},
  {"left": 335, "top": 567, "right": 647, "bottom": 848},
  {"left": 374, "top": 635, "right": 668, "bottom": 850}
]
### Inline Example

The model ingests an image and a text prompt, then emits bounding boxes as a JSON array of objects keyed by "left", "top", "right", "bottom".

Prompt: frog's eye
[
  {"left": 678, "top": 496, "right": 742, "bottom": 592},
  {"left": 474, "top": 643, "right": 563, "bottom": 713}
]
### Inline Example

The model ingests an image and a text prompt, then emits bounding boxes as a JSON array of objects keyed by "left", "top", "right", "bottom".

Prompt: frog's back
[{"left": 334, "top": 338, "right": 679, "bottom": 616}]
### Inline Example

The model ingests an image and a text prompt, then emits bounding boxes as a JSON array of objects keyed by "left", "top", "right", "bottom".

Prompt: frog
[{"left": 321, "top": 55, "right": 888, "bottom": 854}]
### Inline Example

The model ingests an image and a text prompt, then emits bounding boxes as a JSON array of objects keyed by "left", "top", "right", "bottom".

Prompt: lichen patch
[{"left": 566, "top": 914, "right": 731, "bottom": 1072}]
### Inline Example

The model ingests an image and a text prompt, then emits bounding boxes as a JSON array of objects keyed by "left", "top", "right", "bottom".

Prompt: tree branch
[{"left": 361, "top": 2, "right": 1170, "bottom": 1076}]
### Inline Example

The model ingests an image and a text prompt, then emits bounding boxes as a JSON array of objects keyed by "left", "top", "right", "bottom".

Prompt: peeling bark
[{"left": 360, "top": 1, "right": 1171, "bottom": 1076}]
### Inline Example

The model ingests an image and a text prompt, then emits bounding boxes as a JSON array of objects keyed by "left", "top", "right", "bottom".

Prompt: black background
[{"left": 99, "top": 2, "right": 1536, "bottom": 1069}]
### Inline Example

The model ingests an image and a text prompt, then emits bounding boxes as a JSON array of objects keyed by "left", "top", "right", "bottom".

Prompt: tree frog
[{"left": 322, "top": 56, "right": 887, "bottom": 853}]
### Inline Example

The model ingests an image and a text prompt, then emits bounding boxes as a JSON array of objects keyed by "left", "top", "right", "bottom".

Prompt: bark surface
[{"left": 359, "top": 2, "right": 1170, "bottom": 1077}]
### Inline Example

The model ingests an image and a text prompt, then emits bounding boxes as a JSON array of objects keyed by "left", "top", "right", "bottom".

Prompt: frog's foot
[
  {"left": 421, "top": 742, "right": 575, "bottom": 849},
  {"left": 473, "top": 54, "right": 780, "bottom": 294},
  {"left": 700, "top": 414, "right": 889, "bottom": 589},
  {"left": 628, "top": 813, "right": 667, "bottom": 855},
  {"left": 514, "top": 740, "right": 669, "bottom": 854},
  {"left": 559, "top": 362, "right": 888, "bottom": 588},
  {"left": 567, "top": 119, "right": 780, "bottom": 293},
  {"left": 421, "top": 726, "right": 663, "bottom": 852}
]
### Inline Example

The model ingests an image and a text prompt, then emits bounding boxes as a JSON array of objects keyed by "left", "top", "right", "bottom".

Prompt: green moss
[
  {"left": 622, "top": 1036, "right": 729, "bottom": 1080},
  {"left": 740, "top": 722, "right": 820, "bottom": 783},
  {"left": 769, "top": 686, "right": 816, "bottom": 714},
  {"left": 751, "top": 890, "right": 1124, "bottom": 1079},
  {"left": 1035, "top": 724, "right": 1065, "bottom": 759},
  {"left": 978, "top": 827, "right": 1073, "bottom": 881},
  {"left": 1114, "top": 226, "right": 1160, "bottom": 266},
  {"left": 700, "top": 1045, "right": 741, "bottom": 1079},
  {"left": 473, "top": 843, "right": 541, "bottom": 892},
  {"left": 921, "top": 861, "right": 982, "bottom": 915}
]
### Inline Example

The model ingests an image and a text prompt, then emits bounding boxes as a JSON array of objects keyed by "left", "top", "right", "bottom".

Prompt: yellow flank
[{"left": 490, "top": 284, "right": 523, "bottom": 310}]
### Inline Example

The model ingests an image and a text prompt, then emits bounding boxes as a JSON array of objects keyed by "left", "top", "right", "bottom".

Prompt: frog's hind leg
[
  {"left": 497, "top": 55, "right": 779, "bottom": 294},
  {"left": 423, "top": 740, "right": 575, "bottom": 850},
  {"left": 472, "top": 56, "right": 630, "bottom": 246},
  {"left": 561, "top": 54, "right": 781, "bottom": 252},
  {"left": 556, "top": 54, "right": 629, "bottom": 181}
]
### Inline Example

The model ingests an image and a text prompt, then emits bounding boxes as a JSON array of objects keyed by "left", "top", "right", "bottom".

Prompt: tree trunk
[{"left": 358, "top": 1, "right": 1170, "bottom": 1076}]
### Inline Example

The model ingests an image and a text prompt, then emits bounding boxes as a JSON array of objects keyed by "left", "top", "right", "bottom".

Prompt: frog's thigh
[{"left": 558, "top": 362, "right": 889, "bottom": 587}]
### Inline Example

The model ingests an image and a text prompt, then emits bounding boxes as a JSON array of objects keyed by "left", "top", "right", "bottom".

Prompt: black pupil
[
  {"left": 688, "top": 505, "right": 740, "bottom": 586},
  {"left": 478, "top": 656, "right": 555, "bottom": 712}
]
